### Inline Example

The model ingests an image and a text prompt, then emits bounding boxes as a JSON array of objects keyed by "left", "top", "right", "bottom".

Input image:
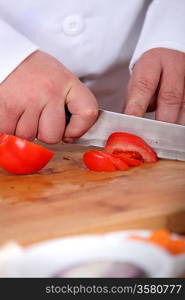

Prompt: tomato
[
  {"left": 113, "top": 152, "right": 143, "bottom": 167},
  {"left": 102, "top": 152, "right": 129, "bottom": 171},
  {"left": 0, "top": 133, "right": 54, "bottom": 175},
  {"left": 104, "top": 132, "right": 157, "bottom": 163},
  {"left": 83, "top": 150, "right": 129, "bottom": 172},
  {"left": 83, "top": 150, "right": 116, "bottom": 171},
  {"left": 83, "top": 132, "right": 157, "bottom": 172}
]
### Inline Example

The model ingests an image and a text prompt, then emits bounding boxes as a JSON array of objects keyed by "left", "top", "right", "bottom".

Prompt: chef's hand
[
  {"left": 124, "top": 48, "right": 185, "bottom": 125},
  {"left": 0, "top": 50, "right": 98, "bottom": 143}
]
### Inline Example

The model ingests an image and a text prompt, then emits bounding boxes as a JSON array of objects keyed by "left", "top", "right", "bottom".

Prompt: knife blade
[{"left": 75, "top": 110, "right": 185, "bottom": 161}]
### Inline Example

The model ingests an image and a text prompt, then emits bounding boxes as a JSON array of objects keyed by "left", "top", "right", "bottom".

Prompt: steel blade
[{"left": 75, "top": 110, "right": 185, "bottom": 161}]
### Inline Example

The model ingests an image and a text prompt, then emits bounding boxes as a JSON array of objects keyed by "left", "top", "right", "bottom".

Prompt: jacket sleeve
[
  {"left": 129, "top": 0, "right": 185, "bottom": 71},
  {"left": 0, "top": 19, "right": 39, "bottom": 83}
]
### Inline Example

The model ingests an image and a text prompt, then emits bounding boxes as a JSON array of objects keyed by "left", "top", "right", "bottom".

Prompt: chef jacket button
[{"left": 62, "top": 15, "right": 85, "bottom": 36}]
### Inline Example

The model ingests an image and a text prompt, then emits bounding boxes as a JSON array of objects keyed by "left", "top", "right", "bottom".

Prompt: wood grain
[{"left": 0, "top": 143, "right": 185, "bottom": 246}]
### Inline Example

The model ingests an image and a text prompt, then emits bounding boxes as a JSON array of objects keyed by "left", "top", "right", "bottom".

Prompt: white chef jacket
[{"left": 0, "top": 0, "right": 185, "bottom": 113}]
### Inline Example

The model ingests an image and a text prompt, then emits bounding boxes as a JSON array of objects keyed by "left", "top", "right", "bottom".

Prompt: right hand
[{"left": 0, "top": 50, "right": 98, "bottom": 143}]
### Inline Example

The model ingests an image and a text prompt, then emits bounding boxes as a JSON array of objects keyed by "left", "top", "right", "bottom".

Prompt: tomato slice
[
  {"left": 83, "top": 150, "right": 116, "bottom": 171},
  {"left": 83, "top": 150, "right": 129, "bottom": 172},
  {"left": 101, "top": 152, "right": 129, "bottom": 170},
  {"left": 113, "top": 152, "right": 143, "bottom": 167},
  {"left": 0, "top": 134, "right": 54, "bottom": 175},
  {"left": 104, "top": 132, "right": 157, "bottom": 163}
]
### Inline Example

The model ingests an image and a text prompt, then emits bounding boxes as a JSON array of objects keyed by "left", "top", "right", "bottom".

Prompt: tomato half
[
  {"left": 0, "top": 134, "right": 54, "bottom": 175},
  {"left": 104, "top": 132, "right": 157, "bottom": 163}
]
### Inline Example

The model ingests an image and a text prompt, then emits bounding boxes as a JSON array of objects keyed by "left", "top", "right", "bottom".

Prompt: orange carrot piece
[
  {"left": 128, "top": 229, "right": 185, "bottom": 255},
  {"left": 167, "top": 239, "right": 185, "bottom": 255},
  {"left": 148, "top": 229, "right": 171, "bottom": 248}
]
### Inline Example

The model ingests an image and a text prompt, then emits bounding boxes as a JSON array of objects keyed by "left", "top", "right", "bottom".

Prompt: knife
[{"left": 75, "top": 110, "right": 185, "bottom": 161}]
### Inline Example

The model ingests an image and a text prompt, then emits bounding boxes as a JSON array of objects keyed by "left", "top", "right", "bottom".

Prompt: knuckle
[
  {"left": 44, "top": 75, "right": 76, "bottom": 100},
  {"left": 132, "top": 77, "right": 154, "bottom": 94},
  {"left": 1, "top": 100, "right": 20, "bottom": 116},
  {"left": 43, "top": 79, "right": 61, "bottom": 99},
  {"left": 159, "top": 89, "right": 183, "bottom": 105}
]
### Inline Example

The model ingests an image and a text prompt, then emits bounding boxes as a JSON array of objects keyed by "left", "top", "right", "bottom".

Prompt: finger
[
  {"left": 38, "top": 100, "right": 65, "bottom": 144},
  {"left": 124, "top": 56, "right": 161, "bottom": 117},
  {"left": 63, "top": 82, "right": 98, "bottom": 142},
  {"left": 0, "top": 100, "right": 23, "bottom": 135},
  {"left": 156, "top": 68, "right": 184, "bottom": 123},
  {"left": 146, "top": 94, "right": 158, "bottom": 112},
  {"left": 15, "top": 107, "right": 41, "bottom": 140},
  {"left": 177, "top": 88, "right": 185, "bottom": 125},
  {"left": 146, "top": 85, "right": 161, "bottom": 113}
]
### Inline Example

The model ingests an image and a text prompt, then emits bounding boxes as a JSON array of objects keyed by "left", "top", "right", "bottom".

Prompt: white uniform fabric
[{"left": 0, "top": 0, "right": 185, "bottom": 112}]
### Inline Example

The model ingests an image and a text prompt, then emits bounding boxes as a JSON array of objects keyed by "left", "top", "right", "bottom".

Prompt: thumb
[{"left": 63, "top": 82, "right": 98, "bottom": 142}]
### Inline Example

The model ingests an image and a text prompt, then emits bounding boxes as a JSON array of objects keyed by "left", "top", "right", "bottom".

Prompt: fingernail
[{"left": 63, "top": 137, "right": 74, "bottom": 144}]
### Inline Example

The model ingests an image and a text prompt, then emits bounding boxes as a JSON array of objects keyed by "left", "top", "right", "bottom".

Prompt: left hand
[{"left": 124, "top": 48, "right": 185, "bottom": 125}]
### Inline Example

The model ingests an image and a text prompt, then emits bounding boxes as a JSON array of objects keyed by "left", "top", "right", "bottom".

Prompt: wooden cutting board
[{"left": 0, "top": 143, "right": 185, "bottom": 246}]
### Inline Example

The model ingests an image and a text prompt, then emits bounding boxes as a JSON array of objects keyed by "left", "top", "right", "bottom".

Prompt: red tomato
[
  {"left": 104, "top": 132, "right": 157, "bottom": 163},
  {"left": 83, "top": 150, "right": 129, "bottom": 172},
  {"left": 0, "top": 134, "right": 54, "bottom": 175},
  {"left": 101, "top": 152, "right": 129, "bottom": 170},
  {"left": 113, "top": 152, "right": 143, "bottom": 167},
  {"left": 83, "top": 150, "right": 117, "bottom": 171}
]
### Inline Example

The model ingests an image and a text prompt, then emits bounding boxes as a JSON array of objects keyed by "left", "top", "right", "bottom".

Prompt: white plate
[{"left": 0, "top": 230, "right": 185, "bottom": 277}]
